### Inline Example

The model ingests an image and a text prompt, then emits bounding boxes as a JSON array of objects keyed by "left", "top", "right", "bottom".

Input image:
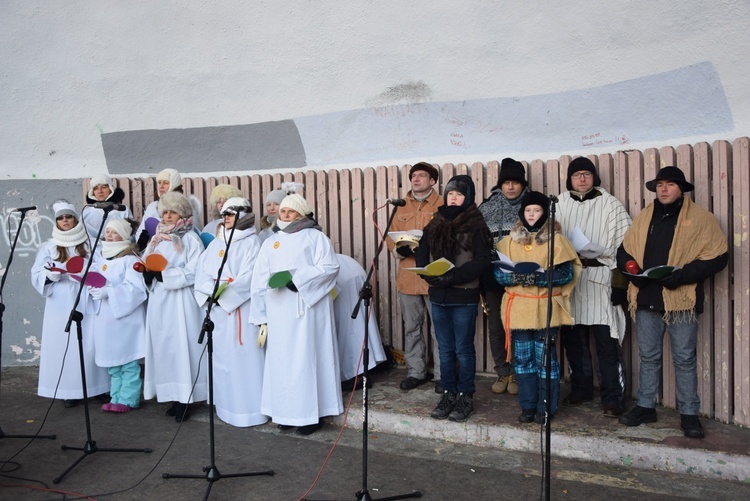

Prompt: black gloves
[
  {"left": 626, "top": 274, "right": 649, "bottom": 289},
  {"left": 659, "top": 269, "right": 685, "bottom": 290},
  {"left": 143, "top": 270, "right": 163, "bottom": 286},
  {"left": 396, "top": 246, "right": 414, "bottom": 258},
  {"left": 423, "top": 270, "right": 455, "bottom": 288},
  {"left": 286, "top": 282, "right": 298, "bottom": 292},
  {"left": 136, "top": 231, "right": 150, "bottom": 252}
]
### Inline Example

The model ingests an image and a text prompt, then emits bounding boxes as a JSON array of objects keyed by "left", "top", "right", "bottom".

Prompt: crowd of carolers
[{"left": 31, "top": 160, "right": 728, "bottom": 439}]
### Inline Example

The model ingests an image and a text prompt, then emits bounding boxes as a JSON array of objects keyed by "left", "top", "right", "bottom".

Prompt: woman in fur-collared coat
[{"left": 495, "top": 191, "right": 581, "bottom": 424}]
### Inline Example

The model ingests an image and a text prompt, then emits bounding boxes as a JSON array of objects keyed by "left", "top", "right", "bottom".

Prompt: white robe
[
  {"left": 557, "top": 188, "right": 632, "bottom": 342},
  {"left": 249, "top": 227, "right": 343, "bottom": 426},
  {"left": 194, "top": 225, "right": 268, "bottom": 427},
  {"left": 334, "top": 254, "right": 387, "bottom": 381},
  {"left": 143, "top": 231, "right": 208, "bottom": 403},
  {"left": 89, "top": 252, "right": 147, "bottom": 367},
  {"left": 81, "top": 205, "right": 134, "bottom": 242},
  {"left": 31, "top": 242, "right": 110, "bottom": 399}
]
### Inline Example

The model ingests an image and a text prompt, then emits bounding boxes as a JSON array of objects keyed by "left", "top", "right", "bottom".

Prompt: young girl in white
[
  {"left": 31, "top": 201, "right": 109, "bottom": 407},
  {"left": 194, "top": 197, "right": 267, "bottom": 427},
  {"left": 88, "top": 218, "right": 147, "bottom": 413},
  {"left": 142, "top": 192, "right": 207, "bottom": 422}
]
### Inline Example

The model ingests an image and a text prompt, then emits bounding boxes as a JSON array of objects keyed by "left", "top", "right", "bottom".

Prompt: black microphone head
[{"left": 388, "top": 198, "right": 407, "bottom": 207}]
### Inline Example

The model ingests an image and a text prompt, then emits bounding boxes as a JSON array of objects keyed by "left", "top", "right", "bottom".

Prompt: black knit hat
[
  {"left": 444, "top": 175, "right": 475, "bottom": 209},
  {"left": 497, "top": 158, "right": 528, "bottom": 187},
  {"left": 519, "top": 190, "right": 550, "bottom": 230},
  {"left": 566, "top": 157, "right": 601, "bottom": 191},
  {"left": 409, "top": 162, "right": 439, "bottom": 182},
  {"left": 645, "top": 166, "right": 694, "bottom": 193}
]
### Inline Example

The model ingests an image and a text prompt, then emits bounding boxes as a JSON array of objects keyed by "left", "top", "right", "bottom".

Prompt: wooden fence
[{"left": 88, "top": 137, "right": 750, "bottom": 427}]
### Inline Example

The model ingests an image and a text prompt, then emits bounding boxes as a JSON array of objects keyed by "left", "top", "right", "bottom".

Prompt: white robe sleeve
[
  {"left": 217, "top": 237, "right": 260, "bottom": 314},
  {"left": 107, "top": 258, "right": 148, "bottom": 320},
  {"left": 31, "top": 242, "right": 55, "bottom": 297},
  {"left": 294, "top": 232, "right": 340, "bottom": 309}
]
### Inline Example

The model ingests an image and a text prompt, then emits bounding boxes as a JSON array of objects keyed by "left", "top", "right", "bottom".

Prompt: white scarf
[
  {"left": 50, "top": 222, "right": 88, "bottom": 247},
  {"left": 102, "top": 240, "right": 132, "bottom": 259}
]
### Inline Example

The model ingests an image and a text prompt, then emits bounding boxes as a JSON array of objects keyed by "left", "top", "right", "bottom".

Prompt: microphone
[
  {"left": 92, "top": 202, "right": 127, "bottom": 211},
  {"left": 386, "top": 198, "right": 406, "bottom": 207},
  {"left": 9, "top": 206, "right": 37, "bottom": 213},
  {"left": 548, "top": 194, "right": 559, "bottom": 203}
]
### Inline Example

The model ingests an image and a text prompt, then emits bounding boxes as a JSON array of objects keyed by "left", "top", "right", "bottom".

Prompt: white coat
[
  {"left": 31, "top": 242, "right": 110, "bottom": 399},
  {"left": 249, "top": 226, "right": 342, "bottom": 426},
  {"left": 89, "top": 252, "right": 147, "bottom": 367},
  {"left": 143, "top": 231, "right": 207, "bottom": 403},
  {"left": 81, "top": 205, "right": 134, "bottom": 242},
  {"left": 194, "top": 225, "right": 268, "bottom": 427},
  {"left": 334, "top": 254, "right": 387, "bottom": 381}
]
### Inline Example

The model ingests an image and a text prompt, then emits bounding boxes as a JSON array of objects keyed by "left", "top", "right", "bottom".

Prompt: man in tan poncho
[{"left": 616, "top": 166, "right": 728, "bottom": 439}]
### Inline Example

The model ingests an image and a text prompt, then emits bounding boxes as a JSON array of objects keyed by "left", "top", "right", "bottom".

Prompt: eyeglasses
[
  {"left": 571, "top": 172, "right": 593, "bottom": 179},
  {"left": 56, "top": 215, "right": 75, "bottom": 221}
]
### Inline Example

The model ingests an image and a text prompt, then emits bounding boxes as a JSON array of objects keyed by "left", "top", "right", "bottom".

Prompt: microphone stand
[
  {"left": 54, "top": 206, "right": 152, "bottom": 484},
  {"left": 307, "top": 204, "right": 421, "bottom": 501},
  {"left": 162, "top": 212, "right": 274, "bottom": 500},
  {"left": 541, "top": 195, "right": 557, "bottom": 501},
  {"left": 0, "top": 208, "right": 56, "bottom": 440}
]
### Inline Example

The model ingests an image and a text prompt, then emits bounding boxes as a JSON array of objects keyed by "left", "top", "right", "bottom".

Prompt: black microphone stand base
[
  {"left": 54, "top": 439, "right": 153, "bottom": 484},
  {"left": 355, "top": 490, "right": 422, "bottom": 501},
  {"left": 163, "top": 466, "right": 275, "bottom": 501}
]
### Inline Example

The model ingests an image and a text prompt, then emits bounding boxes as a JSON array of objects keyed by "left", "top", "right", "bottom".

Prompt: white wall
[{"left": 2, "top": 1, "right": 749, "bottom": 179}]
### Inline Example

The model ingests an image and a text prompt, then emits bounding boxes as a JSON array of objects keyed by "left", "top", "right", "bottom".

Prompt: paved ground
[{"left": 1, "top": 365, "right": 749, "bottom": 500}]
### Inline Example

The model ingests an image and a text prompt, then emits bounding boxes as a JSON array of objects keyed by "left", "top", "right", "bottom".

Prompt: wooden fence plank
[
  {"left": 733, "top": 138, "right": 750, "bottom": 426},
  {"left": 712, "top": 140, "right": 733, "bottom": 422}
]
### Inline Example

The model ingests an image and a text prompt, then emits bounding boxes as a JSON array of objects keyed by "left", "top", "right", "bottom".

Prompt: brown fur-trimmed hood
[{"left": 509, "top": 219, "right": 561, "bottom": 246}]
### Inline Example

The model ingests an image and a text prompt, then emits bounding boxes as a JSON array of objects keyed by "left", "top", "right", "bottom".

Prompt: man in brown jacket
[{"left": 388, "top": 162, "right": 444, "bottom": 392}]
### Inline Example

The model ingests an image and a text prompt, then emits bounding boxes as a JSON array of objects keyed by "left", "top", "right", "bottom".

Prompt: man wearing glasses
[{"left": 557, "top": 157, "right": 632, "bottom": 417}]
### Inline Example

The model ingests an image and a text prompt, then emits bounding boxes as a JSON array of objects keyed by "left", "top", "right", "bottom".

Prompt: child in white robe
[{"left": 88, "top": 218, "right": 147, "bottom": 412}]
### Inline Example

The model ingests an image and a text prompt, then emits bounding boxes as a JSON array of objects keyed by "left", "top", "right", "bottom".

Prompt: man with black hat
[
  {"left": 616, "top": 166, "right": 728, "bottom": 438},
  {"left": 478, "top": 158, "right": 529, "bottom": 395},
  {"left": 557, "top": 157, "right": 632, "bottom": 417},
  {"left": 387, "top": 162, "right": 444, "bottom": 392}
]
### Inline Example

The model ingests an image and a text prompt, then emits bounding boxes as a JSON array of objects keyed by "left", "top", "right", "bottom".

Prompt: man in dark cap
[
  {"left": 557, "top": 157, "right": 632, "bottom": 417},
  {"left": 616, "top": 166, "right": 728, "bottom": 438},
  {"left": 478, "top": 158, "right": 529, "bottom": 395},
  {"left": 386, "top": 162, "right": 444, "bottom": 392}
]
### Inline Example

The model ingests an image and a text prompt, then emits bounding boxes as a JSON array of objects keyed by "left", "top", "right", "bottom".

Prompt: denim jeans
[
  {"left": 430, "top": 302, "right": 478, "bottom": 394},
  {"left": 635, "top": 309, "right": 700, "bottom": 415},
  {"left": 514, "top": 329, "right": 560, "bottom": 415}
]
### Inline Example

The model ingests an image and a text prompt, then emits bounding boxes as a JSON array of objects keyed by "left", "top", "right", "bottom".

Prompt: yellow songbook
[{"left": 404, "top": 257, "right": 455, "bottom": 277}]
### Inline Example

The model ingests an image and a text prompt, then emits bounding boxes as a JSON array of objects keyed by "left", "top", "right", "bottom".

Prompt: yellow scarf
[{"left": 622, "top": 196, "right": 727, "bottom": 322}]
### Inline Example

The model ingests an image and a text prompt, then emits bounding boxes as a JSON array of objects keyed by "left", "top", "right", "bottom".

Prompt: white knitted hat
[
  {"left": 279, "top": 193, "right": 310, "bottom": 217},
  {"left": 87, "top": 175, "right": 114, "bottom": 200},
  {"left": 158, "top": 191, "right": 193, "bottom": 218},
  {"left": 106, "top": 218, "right": 133, "bottom": 241},
  {"left": 52, "top": 200, "right": 77, "bottom": 220},
  {"left": 157, "top": 168, "right": 181, "bottom": 191}
]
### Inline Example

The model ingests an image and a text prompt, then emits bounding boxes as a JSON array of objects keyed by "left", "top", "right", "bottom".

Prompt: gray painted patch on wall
[
  {"left": 101, "top": 120, "right": 306, "bottom": 175},
  {"left": 1, "top": 179, "right": 88, "bottom": 366}
]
